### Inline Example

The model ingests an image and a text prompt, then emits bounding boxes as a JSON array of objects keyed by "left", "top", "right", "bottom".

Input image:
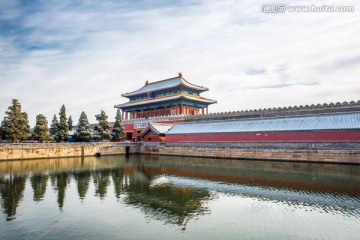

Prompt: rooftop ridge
[
  {"left": 180, "top": 75, "right": 208, "bottom": 91},
  {"left": 121, "top": 73, "right": 208, "bottom": 98},
  {"left": 141, "top": 73, "right": 207, "bottom": 90},
  {"left": 121, "top": 76, "right": 181, "bottom": 97},
  {"left": 140, "top": 75, "right": 180, "bottom": 87}
]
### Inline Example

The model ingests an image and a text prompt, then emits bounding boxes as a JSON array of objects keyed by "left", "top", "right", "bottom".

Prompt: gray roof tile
[
  {"left": 166, "top": 113, "right": 360, "bottom": 134},
  {"left": 122, "top": 77, "right": 208, "bottom": 97}
]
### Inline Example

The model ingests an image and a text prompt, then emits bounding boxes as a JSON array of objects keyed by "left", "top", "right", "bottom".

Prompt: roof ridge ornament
[
  {"left": 178, "top": 72, "right": 182, "bottom": 78},
  {"left": 145, "top": 80, "right": 149, "bottom": 85}
]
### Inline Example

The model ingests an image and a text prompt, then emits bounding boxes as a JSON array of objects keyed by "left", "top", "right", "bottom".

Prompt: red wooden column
[
  {"left": 180, "top": 104, "right": 183, "bottom": 114},
  {"left": 201, "top": 108, "right": 204, "bottom": 115},
  {"left": 206, "top": 108, "right": 208, "bottom": 114},
  {"left": 122, "top": 111, "right": 125, "bottom": 120}
]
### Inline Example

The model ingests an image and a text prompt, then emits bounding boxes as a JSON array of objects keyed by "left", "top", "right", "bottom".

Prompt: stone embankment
[
  {"left": 1, "top": 143, "right": 359, "bottom": 164},
  {"left": 0, "top": 143, "right": 140, "bottom": 161},
  {"left": 141, "top": 146, "right": 360, "bottom": 164}
]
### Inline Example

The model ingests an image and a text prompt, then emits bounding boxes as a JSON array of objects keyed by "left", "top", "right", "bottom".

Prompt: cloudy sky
[{"left": 1, "top": 0, "right": 359, "bottom": 126}]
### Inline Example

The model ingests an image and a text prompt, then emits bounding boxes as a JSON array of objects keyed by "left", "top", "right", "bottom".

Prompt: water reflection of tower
[{"left": 123, "top": 167, "right": 211, "bottom": 229}]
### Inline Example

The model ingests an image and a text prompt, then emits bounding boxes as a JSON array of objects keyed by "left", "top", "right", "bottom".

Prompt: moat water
[{"left": 0, "top": 155, "right": 359, "bottom": 240}]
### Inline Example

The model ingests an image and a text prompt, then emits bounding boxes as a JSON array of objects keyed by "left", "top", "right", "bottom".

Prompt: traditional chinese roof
[
  {"left": 122, "top": 74, "right": 208, "bottom": 97},
  {"left": 138, "top": 122, "right": 174, "bottom": 136},
  {"left": 115, "top": 93, "right": 217, "bottom": 108},
  {"left": 166, "top": 113, "right": 360, "bottom": 134}
]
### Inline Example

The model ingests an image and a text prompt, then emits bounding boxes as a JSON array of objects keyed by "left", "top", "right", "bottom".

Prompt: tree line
[{"left": 0, "top": 99, "right": 124, "bottom": 142}]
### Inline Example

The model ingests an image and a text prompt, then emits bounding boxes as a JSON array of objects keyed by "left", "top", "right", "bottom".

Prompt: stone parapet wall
[
  {"left": 141, "top": 146, "right": 360, "bottom": 164},
  {"left": 0, "top": 143, "right": 137, "bottom": 161}
]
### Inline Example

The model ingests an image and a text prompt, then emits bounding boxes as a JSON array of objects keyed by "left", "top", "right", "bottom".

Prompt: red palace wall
[
  {"left": 124, "top": 123, "right": 134, "bottom": 132},
  {"left": 123, "top": 119, "right": 185, "bottom": 141},
  {"left": 166, "top": 130, "right": 360, "bottom": 143},
  {"left": 143, "top": 135, "right": 162, "bottom": 142}
]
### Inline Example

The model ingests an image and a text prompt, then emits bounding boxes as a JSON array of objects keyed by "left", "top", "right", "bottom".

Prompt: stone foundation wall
[
  {"left": 141, "top": 146, "right": 360, "bottom": 164},
  {"left": 1, "top": 143, "right": 359, "bottom": 164},
  {"left": 0, "top": 143, "right": 139, "bottom": 161}
]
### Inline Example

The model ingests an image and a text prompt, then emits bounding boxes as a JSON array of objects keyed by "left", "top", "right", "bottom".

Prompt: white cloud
[{"left": 0, "top": 0, "right": 359, "bottom": 126}]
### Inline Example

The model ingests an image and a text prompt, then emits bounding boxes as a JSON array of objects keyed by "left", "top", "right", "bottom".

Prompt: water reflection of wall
[
  {"left": 0, "top": 155, "right": 359, "bottom": 223},
  {"left": 138, "top": 154, "right": 360, "bottom": 194}
]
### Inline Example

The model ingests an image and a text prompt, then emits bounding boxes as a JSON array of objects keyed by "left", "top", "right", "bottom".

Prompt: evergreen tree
[
  {"left": 94, "top": 110, "right": 111, "bottom": 141},
  {"left": 0, "top": 99, "right": 30, "bottom": 141},
  {"left": 57, "top": 105, "right": 69, "bottom": 142},
  {"left": 112, "top": 109, "right": 124, "bottom": 141},
  {"left": 68, "top": 116, "right": 73, "bottom": 131},
  {"left": 49, "top": 114, "right": 59, "bottom": 141},
  {"left": 0, "top": 120, "right": 4, "bottom": 140},
  {"left": 75, "top": 111, "right": 92, "bottom": 141},
  {"left": 22, "top": 112, "right": 30, "bottom": 140},
  {"left": 32, "top": 114, "right": 51, "bottom": 141},
  {"left": 0, "top": 117, "right": 10, "bottom": 140}
]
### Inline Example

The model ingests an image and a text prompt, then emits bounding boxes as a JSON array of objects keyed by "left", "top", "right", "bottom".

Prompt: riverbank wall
[
  {"left": 141, "top": 146, "right": 360, "bottom": 164},
  {"left": 1, "top": 143, "right": 360, "bottom": 164},
  {"left": 0, "top": 143, "right": 140, "bottom": 161}
]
